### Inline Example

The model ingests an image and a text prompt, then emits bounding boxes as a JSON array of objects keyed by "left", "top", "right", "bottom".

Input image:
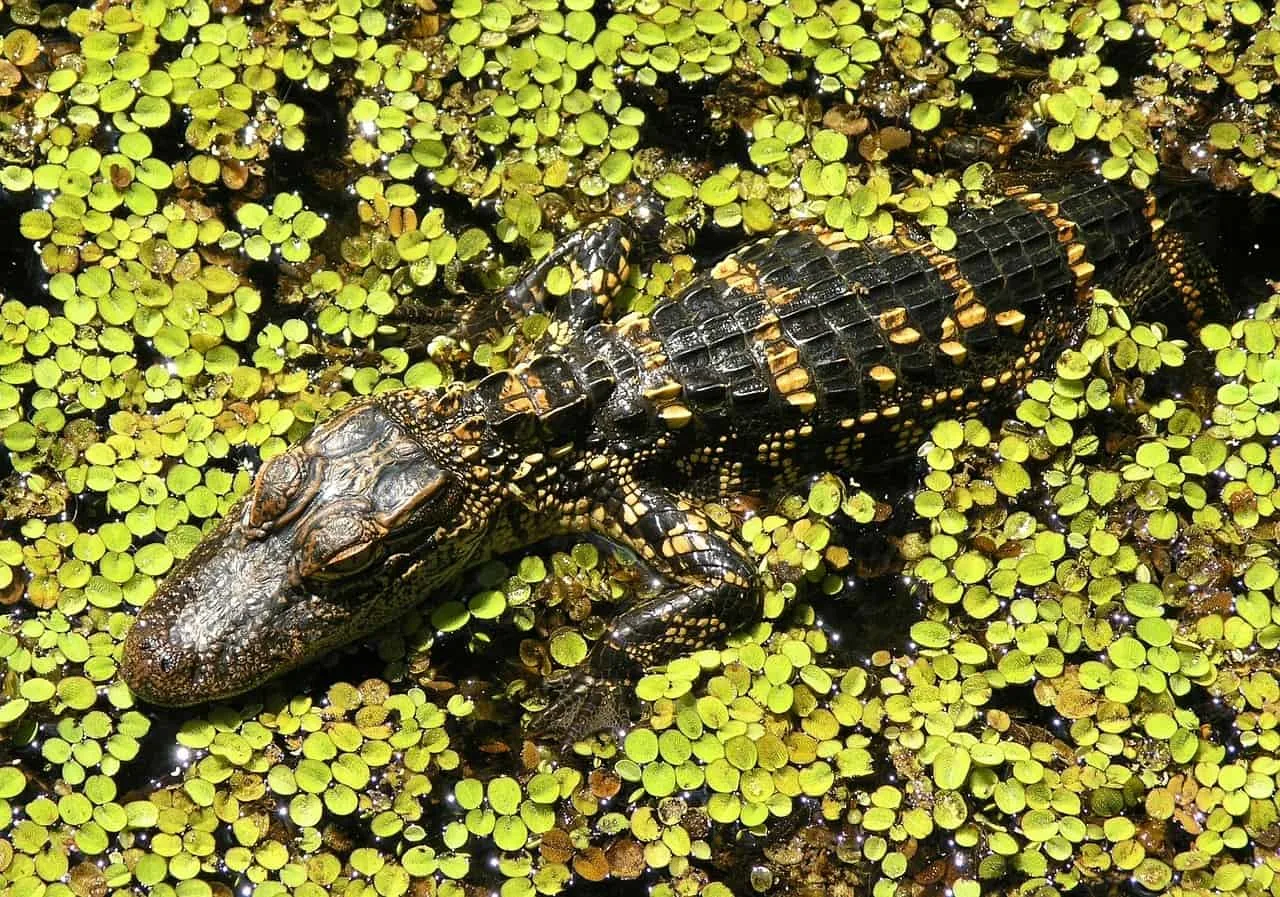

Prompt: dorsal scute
[
  {"left": 579, "top": 357, "right": 617, "bottom": 405},
  {"left": 477, "top": 354, "right": 594, "bottom": 443}
]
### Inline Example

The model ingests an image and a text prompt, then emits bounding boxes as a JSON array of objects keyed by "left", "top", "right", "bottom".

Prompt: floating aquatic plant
[{"left": 2, "top": 0, "right": 1280, "bottom": 894}]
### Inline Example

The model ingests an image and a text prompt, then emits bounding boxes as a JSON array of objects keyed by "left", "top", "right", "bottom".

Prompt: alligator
[{"left": 121, "top": 174, "right": 1230, "bottom": 740}]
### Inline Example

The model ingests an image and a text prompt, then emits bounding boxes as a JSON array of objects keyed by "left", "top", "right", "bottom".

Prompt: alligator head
[{"left": 121, "top": 387, "right": 496, "bottom": 705}]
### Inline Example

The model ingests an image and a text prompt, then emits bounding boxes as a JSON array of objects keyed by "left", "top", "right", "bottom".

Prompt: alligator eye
[
  {"left": 311, "top": 540, "right": 384, "bottom": 580},
  {"left": 249, "top": 451, "right": 309, "bottom": 529},
  {"left": 299, "top": 503, "right": 387, "bottom": 581}
]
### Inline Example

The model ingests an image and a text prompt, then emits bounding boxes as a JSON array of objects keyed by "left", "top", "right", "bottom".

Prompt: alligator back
[
  {"left": 119, "top": 174, "right": 1229, "bottom": 729},
  {"left": 578, "top": 177, "right": 1201, "bottom": 480}
]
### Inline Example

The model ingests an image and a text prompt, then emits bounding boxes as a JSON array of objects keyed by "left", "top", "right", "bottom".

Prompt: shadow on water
[{"left": 0, "top": 182, "right": 46, "bottom": 308}]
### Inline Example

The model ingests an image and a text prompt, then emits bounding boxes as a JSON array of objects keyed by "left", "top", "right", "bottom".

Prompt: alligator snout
[
  {"left": 119, "top": 501, "right": 302, "bottom": 706},
  {"left": 120, "top": 599, "right": 210, "bottom": 706}
]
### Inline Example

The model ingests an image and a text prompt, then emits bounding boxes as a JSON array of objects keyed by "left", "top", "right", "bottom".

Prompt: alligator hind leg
[
  {"left": 506, "top": 217, "right": 635, "bottom": 333},
  {"left": 529, "top": 482, "right": 760, "bottom": 743}
]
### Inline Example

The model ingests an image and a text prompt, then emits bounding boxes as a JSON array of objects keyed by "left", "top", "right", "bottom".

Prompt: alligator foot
[{"left": 526, "top": 671, "right": 637, "bottom": 746}]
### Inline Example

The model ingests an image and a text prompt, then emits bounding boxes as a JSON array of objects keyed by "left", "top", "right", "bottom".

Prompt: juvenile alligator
[{"left": 121, "top": 174, "right": 1229, "bottom": 739}]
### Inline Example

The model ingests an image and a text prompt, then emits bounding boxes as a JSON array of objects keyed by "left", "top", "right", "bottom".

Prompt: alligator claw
[{"left": 526, "top": 672, "right": 637, "bottom": 746}]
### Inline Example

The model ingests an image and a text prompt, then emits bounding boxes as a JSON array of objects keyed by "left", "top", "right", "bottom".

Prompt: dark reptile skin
[
  {"left": 121, "top": 174, "right": 1227, "bottom": 740},
  {"left": 539, "top": 178, "right": 1164, "bottom": 497}
]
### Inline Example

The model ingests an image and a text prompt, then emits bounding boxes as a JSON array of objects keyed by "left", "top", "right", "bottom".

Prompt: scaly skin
[{"left": 121, "top": 175, "right": 1228, "bottom": 740}]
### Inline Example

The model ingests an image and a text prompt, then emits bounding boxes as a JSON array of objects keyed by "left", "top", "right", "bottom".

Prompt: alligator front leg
[
  {"left": 506, "top": 216, "right": 634, "bottom": 332},
  {"left": 530, "top": 482, "right": 760, "bottom": 743},
  {"left": 386, "top": 217, "right": 634, "bottom": 344}
]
